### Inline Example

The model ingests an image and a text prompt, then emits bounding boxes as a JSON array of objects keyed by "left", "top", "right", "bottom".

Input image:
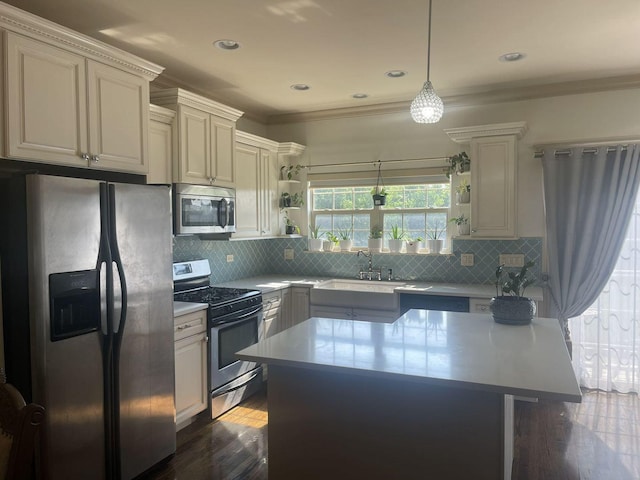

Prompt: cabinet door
[
  {"left": 5, "top": 32, "right": 88, "bottom": 166},
  {"left": 470, "top": 136, "right": 517, "bottom": 237},
  {"left": 210, "top": 116, "right": 236, "bottom": 187},
  {"left": 147, "top": 108, "right": 174, "bottom": 184},
  {"left": 175, "top": 331, "right": 208, "bottom": 428},
  {"left": 262, "top": 291, "right": 282, "bottom": 338},
  {"left": 290, "top": 287, "right": 310, "bottom": 326},
  {"left": 260, "top": 148, "right": 277, "bottom": 236},
  {"left": 235, "top": 143, "right": 262, "bottom": 237},
  {"left": 279, "top": 288, "right": 292, "bottom": 331},
  {"left": 87, "top": 60, "right": 149, "bottom": 173},
  {"left": 176, "top": 104, "right": 211, "bottom": 184}
]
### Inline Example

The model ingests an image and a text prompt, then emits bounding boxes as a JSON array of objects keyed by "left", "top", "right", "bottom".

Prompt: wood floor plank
[{"left": 143, "top": 386, "right": 640, "bottom": 480}]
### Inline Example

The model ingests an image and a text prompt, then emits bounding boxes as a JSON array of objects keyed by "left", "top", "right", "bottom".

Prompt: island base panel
[{"left": 268, "top": 365, "right": 510, "bottom": 480}]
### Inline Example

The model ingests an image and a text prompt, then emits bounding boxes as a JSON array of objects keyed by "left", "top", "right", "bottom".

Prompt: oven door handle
[{"left": 212, "top": 305, "right": 263, "bottom": 326}]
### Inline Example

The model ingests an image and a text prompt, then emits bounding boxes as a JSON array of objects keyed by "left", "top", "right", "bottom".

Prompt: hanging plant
[{"left": 372, "top": 162, "right": 387, "bottom": 205}]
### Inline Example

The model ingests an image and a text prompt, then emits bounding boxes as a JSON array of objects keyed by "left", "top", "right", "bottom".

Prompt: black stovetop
[{"left": 174, "top": 286, "right": 262, "bottom": 321}]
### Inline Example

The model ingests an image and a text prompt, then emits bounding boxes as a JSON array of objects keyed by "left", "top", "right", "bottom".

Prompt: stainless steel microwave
[{"left": 173, "top": 184, "right": 236, "bottom": 235}]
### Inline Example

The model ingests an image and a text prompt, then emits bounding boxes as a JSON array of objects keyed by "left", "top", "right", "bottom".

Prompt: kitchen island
[{"left": 237, "top": 309, "right": 580, "bottom": 480}]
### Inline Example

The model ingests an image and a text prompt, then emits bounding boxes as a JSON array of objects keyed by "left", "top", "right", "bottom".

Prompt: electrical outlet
[
  {"left": 461, "top": 253, "right": 474, "bottom": 266},
  {"left": 284, "top": 248, "right": 294, "bottom": 260},
  {"left": 499, "top": 254, "right": 524, "bottom": 267},
  {"left": 226, "top": 254, "right": 234, "bottom": 263}
]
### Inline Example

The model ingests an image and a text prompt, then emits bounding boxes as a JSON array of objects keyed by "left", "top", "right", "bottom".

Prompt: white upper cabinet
[
  {"left": 0, "top": 3, "right": 163, "bottom": 173},
  {"left": 445, "top": 122, "right": 527, "bottom": 239},
  {"left": 147, "top": 105, "right": 176, "bottom": 184},
  {"left": 234, "top": 131, "right": 279, "bottom": 238},
  {"left": 151, "top": 88, "right": 243, "bottom": 187}
]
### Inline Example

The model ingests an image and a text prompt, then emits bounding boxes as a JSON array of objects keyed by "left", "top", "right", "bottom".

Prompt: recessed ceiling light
[
  {"left": 290, "top": 84, "right": 310, "bottom": 91},
  {"left": 214, "top": 39, "right": 241, "bottom": 50},
  {"left": 352, "top": 93, "right": 368, "bottom": 99},
  {"left": 385, "top": 70, "right": 407, "bottom": 78},
  {"left": 499, "top": 52, "right": 525, "bottom": 62}
]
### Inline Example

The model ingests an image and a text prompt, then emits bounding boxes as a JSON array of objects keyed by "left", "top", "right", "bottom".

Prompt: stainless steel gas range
[{"left": 173, "top": 260, "right": 264, "bottom": 419}]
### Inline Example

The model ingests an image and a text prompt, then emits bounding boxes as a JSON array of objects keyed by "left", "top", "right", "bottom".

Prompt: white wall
[{"left": 268, "top": 88, "right": 640, "bottom": 238}]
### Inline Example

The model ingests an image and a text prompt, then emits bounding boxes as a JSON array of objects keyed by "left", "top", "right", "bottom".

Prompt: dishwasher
[{"left": 400, "top": 294, "right": 470, "bottom": 314}]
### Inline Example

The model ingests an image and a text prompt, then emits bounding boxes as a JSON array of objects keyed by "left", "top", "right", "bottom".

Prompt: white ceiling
[{"left": 5, "top": 0, "right": 640, "bottom": 122}]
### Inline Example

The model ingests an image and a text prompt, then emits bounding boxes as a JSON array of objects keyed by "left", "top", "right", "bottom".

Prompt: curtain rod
[
  {"left": 534, "top": 146, "right": 629, "bottom": 159},
  {"left": 306, "top": 156, "right": 448, "bottom": 170}
]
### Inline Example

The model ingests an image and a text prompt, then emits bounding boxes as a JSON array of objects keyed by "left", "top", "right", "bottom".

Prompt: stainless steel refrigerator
[{"left": 0, "top": 174, "right": 176, "bottom": 479}]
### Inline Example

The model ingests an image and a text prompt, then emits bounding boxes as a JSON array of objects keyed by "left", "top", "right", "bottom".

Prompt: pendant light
[{"left": 410, "top": 0, "right": 443, "bottom": 123}]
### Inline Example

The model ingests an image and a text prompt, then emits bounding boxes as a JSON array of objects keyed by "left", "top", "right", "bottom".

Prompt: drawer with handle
[{"left": 174, "top": 308, "right": 207, "bottom": 341}]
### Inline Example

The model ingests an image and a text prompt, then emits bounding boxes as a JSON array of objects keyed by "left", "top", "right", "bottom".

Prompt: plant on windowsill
[
  {"left": 368, "top": 225, "right": 383, "bottom": 253},
  {"left": 308, "top": 224, "right": 324, "bottom": 251},
  {"left": 406, "top": 236, "right": 423, "bottom": 254},
  {"left": 449, "top": 214, "right": 470, "bottom": 236},
  {"left": 444, "top": 151, "right": 470, "bottom": 178},
  {"left": 324, "top": 232, "right": 339, "bottom": 252},
  {"left": 388, "top": 225, "right": 405, "bottom": 253},
  {"left": 426, "top": 222, "right": 445, "bottom": 254},
  {"left": 489, "top": 260, "right": 537, "bottom": 325},
  {"left": 337, "top": 228, "right": 353, "bottom": 252}
]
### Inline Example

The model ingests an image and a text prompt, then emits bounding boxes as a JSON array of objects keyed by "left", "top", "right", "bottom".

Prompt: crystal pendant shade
[{"left": 410, "top": 81, "right": 444, "bottom": 123}]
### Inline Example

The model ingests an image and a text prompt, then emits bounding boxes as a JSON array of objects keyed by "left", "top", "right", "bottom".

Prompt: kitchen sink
[{"left": 311, "top": 279, "right": 405, "bottom": 310}]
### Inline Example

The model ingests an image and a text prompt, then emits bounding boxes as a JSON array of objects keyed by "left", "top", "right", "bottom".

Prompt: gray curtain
[{"left": 542, "top": 144, "right": 640, "bottom": 348}]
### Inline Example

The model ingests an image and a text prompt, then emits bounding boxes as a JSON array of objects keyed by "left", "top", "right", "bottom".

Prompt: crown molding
[
  {"left": 267, "top": 74, "right": 640, "bottom": 125},
  {"left": 444, "top": 122, "right": 528, "bottom": 144},
  {"left": 278, "top": 142, "right": 306, "bottom": 157},
  {"left": 0, "top": 2, "right": 163, "bottom": 79},
  {"left": 150, "top": 88, "right": 244, "bottom": 122},
  {"left": 236, "top": 130, "right": 279, "bottom": 150},
  {"left": 149, "top": 104, "right": 176, "bottom": 124}
]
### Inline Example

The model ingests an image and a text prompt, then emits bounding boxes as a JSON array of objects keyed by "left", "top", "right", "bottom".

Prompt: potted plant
[
  {"left": 280, "top": 164, "right": 304, "bottom": 181},
  {"left": 426, "top": 221, "right": 445, "bottom": 254},
  {"left": 284, "top": 214, "right": 299, "bottom": 235},
  {"left": 489, "top": 261, "right": 537, "bottom": 325},
  {"left": 405, "top": 236, "right": 423, "bottom": 254},
  {"left": 388, "top": 225, "right": 405, "bottom": 253},
  {"left": 324, "top": 232, "right": 338, "bottom": 252},
  {"left": 337, "top": 228, "right": 352, "bottom": 252},
  {"left": 371, "top": 187, "right": 387, "bottom": 206},
  {"left": 368, "top": 225, "right": 383, "bottom": 253},
  {"left": 280, "top": 192, "right": 292, "bottom": 208},
  {"left": 444, "top": 151, "right": 470, "bottom": 178},
  {"left": 290, "top": 192, "right": 304, "bottom": 208},
  {"left": 449, "top": 214, "right": 470, "bottom": 236},
  {"left": 307, "top": 224, "right": 324, "bottom": 251},
  {"left": 456, "top": 179, "right": 470, "bottom": 204}
]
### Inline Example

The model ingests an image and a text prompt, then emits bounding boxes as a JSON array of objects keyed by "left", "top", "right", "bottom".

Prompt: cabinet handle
[
  {"left": 209, "top": 176, "right": 217, "bottom": 185},
  {"left": 204, "top": 336, "right": 209, "bottom": 343},
  {"left": 90, "top": 155, "right": 100, "bottom": 163},
  {"left": 81, "top": 153, "right": 90, "bottom": 161},
  {"left": 176, "top": 323, "right": 192, "bottom": 331}
]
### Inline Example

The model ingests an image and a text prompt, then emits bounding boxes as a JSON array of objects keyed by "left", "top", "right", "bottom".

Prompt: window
[{"left": 310, "top": 182, "right": 450, "bottom": 249}]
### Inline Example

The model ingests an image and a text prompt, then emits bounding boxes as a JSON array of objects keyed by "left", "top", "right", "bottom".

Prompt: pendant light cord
[{"left": 426, "top": 0, "right": 432, "bottom": 82}]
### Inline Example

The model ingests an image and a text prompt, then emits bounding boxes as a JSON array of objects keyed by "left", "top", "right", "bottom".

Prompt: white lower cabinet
[
  {"left": 262, "top": 290, "right": 283, "bottom": 338},
  {"left": 289, "top": 287, "right": 310, "bottom": 327},
  {"left": 310, "top": 305, "right": 399, "bottom": 323},
  {"left": 174, "top": 308, "right": 208, "bottom": 431}
]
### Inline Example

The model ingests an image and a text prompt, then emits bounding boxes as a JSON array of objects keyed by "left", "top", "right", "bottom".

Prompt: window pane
[
  {"left": 316, "top": 214, "right": 332, "bottom": 231},
  {"left": 427, "top": 184, "right": 451, "bottom": 208},
  {"left": 405, "top": 185, "right": 427, "bottom": 208},
  {"left": 334, "top": 188, "right": 353, "bottom": 210},
  {"left": 427, "top": 213, "right": 448, "bottom": 240},
  {"left": 313, "top": 190, "right": 334, "bottom": 210}
]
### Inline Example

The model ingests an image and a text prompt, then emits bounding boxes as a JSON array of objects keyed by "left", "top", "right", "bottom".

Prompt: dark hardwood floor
[{"left": 143, "top": 386, "right": 640, "bottom": 480}]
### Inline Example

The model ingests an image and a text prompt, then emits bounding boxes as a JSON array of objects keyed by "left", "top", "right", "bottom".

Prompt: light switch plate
[
  {"left": 226, "top": 254, "right": 234, "bottom": 263},
  {"left": 284, "top": 248, "right": 294, "bottom": 260},
  {"left": 499, "top": 254, "right": 524, "bottom": 267},
  {"left": 461, "top": 253, "right": 474, "bottom": 266}
]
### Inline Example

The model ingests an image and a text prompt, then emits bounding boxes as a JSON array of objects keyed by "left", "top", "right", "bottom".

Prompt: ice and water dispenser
[{"left": 49, "top": 270, "right": 100, "bottom": 341}]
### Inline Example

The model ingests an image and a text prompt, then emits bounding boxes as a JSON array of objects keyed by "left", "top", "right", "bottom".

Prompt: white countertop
[
  {"left": 173, "top": 301, "right": 208, "bottom": 317},
  {"left": 216, "top": 275, "right": 543, "bottom": 301},
  {"left": 237, "top": 309, "right": 580, "bottom": 402}
]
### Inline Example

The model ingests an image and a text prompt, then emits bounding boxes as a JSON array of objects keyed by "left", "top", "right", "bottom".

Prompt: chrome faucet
[{"left": 357, "top": 250, "right": 381, "bottom": 280}]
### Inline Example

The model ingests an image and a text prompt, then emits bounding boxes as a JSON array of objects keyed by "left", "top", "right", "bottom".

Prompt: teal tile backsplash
[{"left": 173, "top": 236, "right": 543, "bottom": 286}]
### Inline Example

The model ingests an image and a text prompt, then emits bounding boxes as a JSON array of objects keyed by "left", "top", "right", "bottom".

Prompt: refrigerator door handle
[{"left": 108, "top": 184, "right": 129, "bottom": 338}]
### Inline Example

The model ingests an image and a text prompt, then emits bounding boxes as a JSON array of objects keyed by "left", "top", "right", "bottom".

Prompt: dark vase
[
  {"left": 489, "top": 296, "right": 536, "bottom": 325},
  {"left": 281, "top": 197, "right": 292, "bottom": 208},
  {"left": 372, "top": 194, "right": 386, "bottom": 206},
  {"left": 285, "top": 225, "right": 296, "bottom": 235}
]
